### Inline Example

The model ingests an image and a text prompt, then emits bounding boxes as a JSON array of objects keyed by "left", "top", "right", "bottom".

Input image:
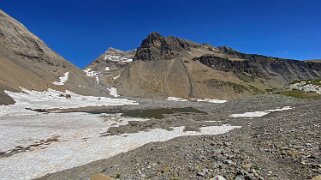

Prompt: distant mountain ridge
[{"left": 88, "top": 32, "right": 321, "bottom": 99}]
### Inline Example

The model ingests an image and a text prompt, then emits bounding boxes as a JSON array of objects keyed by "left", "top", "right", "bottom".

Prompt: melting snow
[
  {"left": 84, "top": 69, "right": 100, "bottom": 83},
  {"left": 113, "top": 74, "right": 120, "bottom": 80},
  {"left": 107, "top": 87, "right": 120, "bottom": 97},
  {"left": 104, "top": 55, "right": 133, "bottom": 62},
  {"left": 230, "top": 106, "right": 293, "bottom": 118},
  {"left": 0, "top": 88, "right": 138, "bottom": 117},
  {"left": 196, "top": 98, "right": 227, "bottom": 104},
  {"left": 167, "top": 97, "right": 188, "bottom": 102},
  {"left": 0, "top": 88, "right": 240, "bottom": 179},
  {"left": 0, "top": 114, "right": 240, "bottom": 180},
  {"left": 52, "top": 72, "right": 69, "bottom": 86}
]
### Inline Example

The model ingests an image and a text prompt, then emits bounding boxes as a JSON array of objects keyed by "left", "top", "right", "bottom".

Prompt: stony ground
[{"left": 39, "top": 95, "right": 321, "bottom": 180}]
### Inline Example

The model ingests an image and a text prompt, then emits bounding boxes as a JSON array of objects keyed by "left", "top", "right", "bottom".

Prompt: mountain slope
[
  {"left": 0, "top": 10, "right": 107, "bottom": 104},
  {"left": 113, "top": 33, "right": 260, "bottom": 99},
  {"left": 100, "top": 32, "right": 321, "bottom": 99}
]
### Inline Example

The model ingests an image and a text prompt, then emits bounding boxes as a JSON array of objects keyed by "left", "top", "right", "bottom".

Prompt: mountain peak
[
  {"left": 217, "top": 46, "right": 240, "bottom": 55},
  {"left": 134, "top": 32, "right": 201, "bottom": 61},
  {"left": 106, "top": 47, "right": 124, "bottom": 54},
  {"left": 147, "top": 32, "right": 162, "bottom": 38}
]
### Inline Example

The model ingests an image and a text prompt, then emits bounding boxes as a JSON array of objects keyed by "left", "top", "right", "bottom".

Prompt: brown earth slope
[{"left": 0, "top": 10, "right": 108, "bottom": 104}]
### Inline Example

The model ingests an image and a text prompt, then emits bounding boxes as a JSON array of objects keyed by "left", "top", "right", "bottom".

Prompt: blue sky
[{"left": 1, "top": 0, "right": 320, "bottom": 68}]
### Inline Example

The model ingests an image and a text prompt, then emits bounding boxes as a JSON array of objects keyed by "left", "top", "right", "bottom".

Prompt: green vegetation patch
[
  {"left": 207, "top": 79, "right": 264, "bottom": 94},
  {"left": 278, "top": 90, "right": 321, "bottom": 100}
]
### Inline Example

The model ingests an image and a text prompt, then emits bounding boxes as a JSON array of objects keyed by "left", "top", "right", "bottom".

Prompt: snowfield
[
  {"left": 167, "top": 97, "right": 188, "bottom": 102},
  {"left": 0, "top": 88, "right": 138, "bottom": 117},
  {"left": 230, "top": 106, "right": 293, "bottom": 118},
  {"left": 0, "top": 115, "right": 240, "bottom": 180},
  {"left": 196, "top": 98, "right": 227, "bottom": 104},
  {"left": 107, "top": 87, "right": 120, "bottom": 97},
  {"left": 52, "top": 72, "right": 69, "bottom": 85},
  {"left": 84, "top": 69, "right": 100, "bottom": 83},
  {"left": 0, "top": 88, "right": 241, "bottom": 179}
]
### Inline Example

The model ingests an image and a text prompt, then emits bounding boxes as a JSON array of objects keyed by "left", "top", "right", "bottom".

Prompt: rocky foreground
[{"left": 39, "top": 95, "right": 321, "bottom": 180}]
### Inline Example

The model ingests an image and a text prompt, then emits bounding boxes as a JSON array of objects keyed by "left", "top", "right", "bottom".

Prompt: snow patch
[
  {"left": 113, "top": 74, "right": 120, "bottom": 80},
  {"left": 0, "top": 88, "right": 138, "bottom": 117},
  {"left": 0, "top": 116, "right": 240, "bottom": 180},
  {"left": 290, "top": 82, "right": 321, "bottom": 94},
  {"left": 107, "top": 87, "right": 119, "bottom": 97},
  {"left": 52, "top": 72, "right": 69, "bottom": 86},
  {"left": 84, "top": 69, "right": 100, "bottom": 83},
  {"left": 230, "top": 106, "right": 293, "bottom": 118},
  {"left": 196, "top": 98, "right": 227, "bottom": 104},
  {"left": 167, "top": 97, "right": 188, "bottom": 102},
  {"left": 104, "top": 55, "right": 133, "bottom": 62}
]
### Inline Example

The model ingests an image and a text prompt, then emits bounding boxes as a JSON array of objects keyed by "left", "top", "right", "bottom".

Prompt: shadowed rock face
[
  {"left": 194, "top": 53, "right": 321, "bottom": 82},
  {"left": 134, "top": 32, "right": 201, "bottom": 61}
]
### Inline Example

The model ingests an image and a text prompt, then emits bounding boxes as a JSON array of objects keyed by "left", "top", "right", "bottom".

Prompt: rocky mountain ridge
[{"left": 88, "top": 32, "right": 321, "bottom": 99}]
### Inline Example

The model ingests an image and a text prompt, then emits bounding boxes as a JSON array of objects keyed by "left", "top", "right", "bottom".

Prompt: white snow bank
[
  {"left": 107, "top": 87, "right": 119, "bottom": 97},
  {"left": 230, "top": 111, "right": 269, "bottom": 118},
  {"left": 168, "top": 97, "right": 227, "bottom": 104},
  {"left": 84, "top": 69, "right": 100, "bottom": 83},
  {"left": 230, "top": 106, "right": 293, "bottom": 118},
  {"left": 0, "top": 88, "right": 138, "bottom": 117},
  {"left": 167, "top": 97, "right": 188, "bottom": 102},
  {"left": 0, "top": 116, "right": 240, "bottom": 180},
  {"left": 52, "top": 72, "right": 69, "bottom": 86},
  {"left": 0, "top": 113, "right": 148, "bottom": 153},
  {"left": 196, "top": 98, "right": 227, "bottom": 104}
]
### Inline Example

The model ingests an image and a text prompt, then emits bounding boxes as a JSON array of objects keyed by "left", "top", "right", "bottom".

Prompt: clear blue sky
[{"left": 1, "top": 0, "right": 320, "bottom": 68}]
